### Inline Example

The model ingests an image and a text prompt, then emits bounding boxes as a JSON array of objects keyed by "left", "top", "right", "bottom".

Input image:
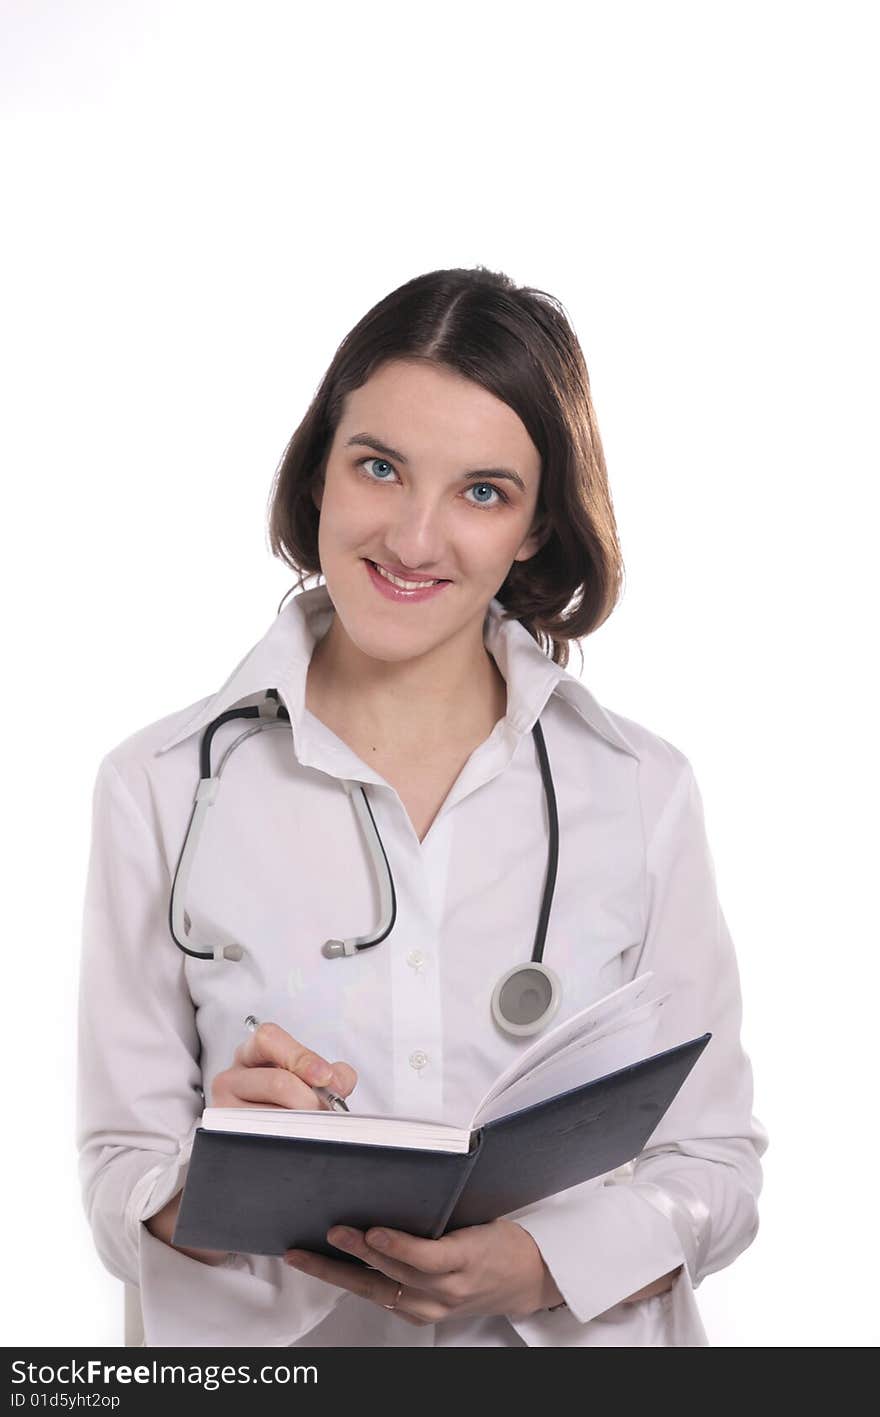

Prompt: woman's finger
[
  {"left": 327, "top": 1061, "right": 358, "bottom": 1097},
  {"left": 212, "top": 1064, "right": 328, "bottom": 1110},
  {"left": 233, "top": 1020, "right": 337, "bottom": 1084}
]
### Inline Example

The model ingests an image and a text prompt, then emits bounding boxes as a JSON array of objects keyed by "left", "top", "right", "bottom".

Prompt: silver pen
[{"left": 244, "top": 1015, "right": 350, "bottom": 1113}]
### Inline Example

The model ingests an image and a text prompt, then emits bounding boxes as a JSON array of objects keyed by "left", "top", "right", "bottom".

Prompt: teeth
[{"left": 373, "top": 563, "right": 440, "bottom": 590}]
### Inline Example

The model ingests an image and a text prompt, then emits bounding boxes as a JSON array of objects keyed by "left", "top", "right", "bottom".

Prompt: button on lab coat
[{"left": 76, "top": 583, "right": 768, "bottom": 1347}]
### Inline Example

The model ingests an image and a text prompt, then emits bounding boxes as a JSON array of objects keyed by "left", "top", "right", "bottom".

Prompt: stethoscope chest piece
[{"left": 491, "top": 961, "right": 562, "bottom": 1037}]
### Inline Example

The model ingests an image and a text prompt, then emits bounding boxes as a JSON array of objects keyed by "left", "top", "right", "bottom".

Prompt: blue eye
[
  {"left": 356, "top": 456, "right": 509, "bottom": 509},
  {"left": 360, "top": 457, "right": 396, "bottom": 483},
  {"left": 468, "top": 482, "right": 504, "bottom": 507}
]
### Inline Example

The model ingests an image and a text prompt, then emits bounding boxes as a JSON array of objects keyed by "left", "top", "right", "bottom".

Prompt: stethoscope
[{"left": 169, "top": 688, "right": 562, "bottom": 1037}]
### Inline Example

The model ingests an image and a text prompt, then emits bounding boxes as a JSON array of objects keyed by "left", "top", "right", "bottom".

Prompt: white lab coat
[{"left": 76, "top": 583, "right": 768, "bottom": 1347}]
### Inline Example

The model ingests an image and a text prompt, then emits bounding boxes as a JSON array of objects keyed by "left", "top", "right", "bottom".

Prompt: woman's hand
[
  {"left": 211, "top": 1020, "right": 358, "bottom": 1112},
  {"left": 284, "top": 1219, "right": 564, "bottom": 1323},
  {"left": 284, "top": 1222, "right": 684, "bottom": 1324},
  {"left": 145, "top": 1021, "right": 358, "bottom": 1266}
]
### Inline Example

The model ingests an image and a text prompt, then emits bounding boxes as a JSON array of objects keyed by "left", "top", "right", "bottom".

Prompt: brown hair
[{"left": 266, "top": 265, "right": 625, "bottom": 671}]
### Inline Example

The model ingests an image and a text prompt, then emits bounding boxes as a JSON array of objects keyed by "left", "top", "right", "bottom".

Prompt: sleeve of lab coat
[
  {"left": 75, "top": 754, "right": 344, "bottom": 1346},
  {"left": 505, "top": 755, "right": 768, "bottom": 1345}
]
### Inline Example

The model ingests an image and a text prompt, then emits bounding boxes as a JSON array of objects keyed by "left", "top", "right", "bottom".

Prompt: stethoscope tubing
[{"left": 168, "top": 691, "right": 559, "bottom": 1007}]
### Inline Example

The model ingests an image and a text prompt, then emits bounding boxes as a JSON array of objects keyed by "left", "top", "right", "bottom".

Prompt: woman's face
[{"left": 312, "top": 358, "right": 545, "bottom": 665}]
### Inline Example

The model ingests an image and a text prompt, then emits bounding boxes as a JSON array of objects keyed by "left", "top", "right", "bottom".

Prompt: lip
[{"left": 364, "top": 558, "right": 453, "bottom": 604}]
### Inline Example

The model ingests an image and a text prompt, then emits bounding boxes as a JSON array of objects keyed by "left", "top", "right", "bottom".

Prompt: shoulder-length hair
[{"left": 266, "top": 266, "right": 625, "bottom": 671}]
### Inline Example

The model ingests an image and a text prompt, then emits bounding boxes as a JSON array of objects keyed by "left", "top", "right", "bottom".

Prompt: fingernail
[{"left": 369, "top": 1230, "right": 389, "bottom": 1248}]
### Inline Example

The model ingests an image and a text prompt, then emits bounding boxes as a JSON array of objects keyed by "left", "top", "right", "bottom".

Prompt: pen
[{"left": 243, "top": 1015, "right": 350, "bottom": 1113}]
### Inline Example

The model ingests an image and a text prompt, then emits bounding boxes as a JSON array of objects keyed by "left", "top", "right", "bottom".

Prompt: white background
[{"left": 2, "top": 0, "right": 877, "bottom": 1347}]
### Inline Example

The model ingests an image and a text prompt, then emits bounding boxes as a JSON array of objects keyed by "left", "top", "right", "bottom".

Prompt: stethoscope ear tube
[
  {"left": 169, "top": 777, "right": 242, "bottom": 960},
  {"left": 321, "top": 780, "right": 398, "bottom": 957},
  {"left": 170, "top": 701, "right": 288, "bottom": 962}
]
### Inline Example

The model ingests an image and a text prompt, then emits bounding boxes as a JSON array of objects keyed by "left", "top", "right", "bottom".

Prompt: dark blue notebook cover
[{"left": 173, "top": 1032, "right": 710, "bottom": 1259}]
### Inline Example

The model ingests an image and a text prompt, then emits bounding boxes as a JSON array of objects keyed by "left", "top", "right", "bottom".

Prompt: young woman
[{"left": 76, "top": 266, "right": 768, "bottom": 1347}]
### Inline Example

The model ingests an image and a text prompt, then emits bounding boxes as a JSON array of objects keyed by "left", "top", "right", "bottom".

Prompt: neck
[{"left": 306, "top": 613, "right": 507, "bottom": 750}]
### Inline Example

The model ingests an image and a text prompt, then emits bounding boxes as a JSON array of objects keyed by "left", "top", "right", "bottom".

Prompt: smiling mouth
[{"left": 366, "top": 559, "right": 451, "bottom": 588}]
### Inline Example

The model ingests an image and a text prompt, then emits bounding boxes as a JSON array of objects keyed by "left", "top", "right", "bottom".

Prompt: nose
[{"left": 380, "top": 494, "right": 452, "bottom": 572}]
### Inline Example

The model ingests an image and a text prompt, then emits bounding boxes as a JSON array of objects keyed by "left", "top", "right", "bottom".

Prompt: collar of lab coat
[{"left": 153, "top": 582, "right": 639, "bottom": 764}]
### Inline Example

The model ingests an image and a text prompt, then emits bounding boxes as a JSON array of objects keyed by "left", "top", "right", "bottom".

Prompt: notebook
[{"left": 173, "top": 972, "right": 710, "bottom": 1257}]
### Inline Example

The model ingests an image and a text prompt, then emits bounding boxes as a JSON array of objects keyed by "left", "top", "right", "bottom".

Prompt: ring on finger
[{"left": 382, "top": 1281, "right": 405, "bottom": 1312}]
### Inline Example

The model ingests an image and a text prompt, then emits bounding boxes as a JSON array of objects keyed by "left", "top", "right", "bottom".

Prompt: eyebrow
[{"left": 345, "top": 433, "right": 527, "bottom": 494}]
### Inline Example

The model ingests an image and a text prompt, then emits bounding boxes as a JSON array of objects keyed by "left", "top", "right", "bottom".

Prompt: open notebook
[{"left": 174, "top": 971, "right": 710, "bottom": 1255}]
